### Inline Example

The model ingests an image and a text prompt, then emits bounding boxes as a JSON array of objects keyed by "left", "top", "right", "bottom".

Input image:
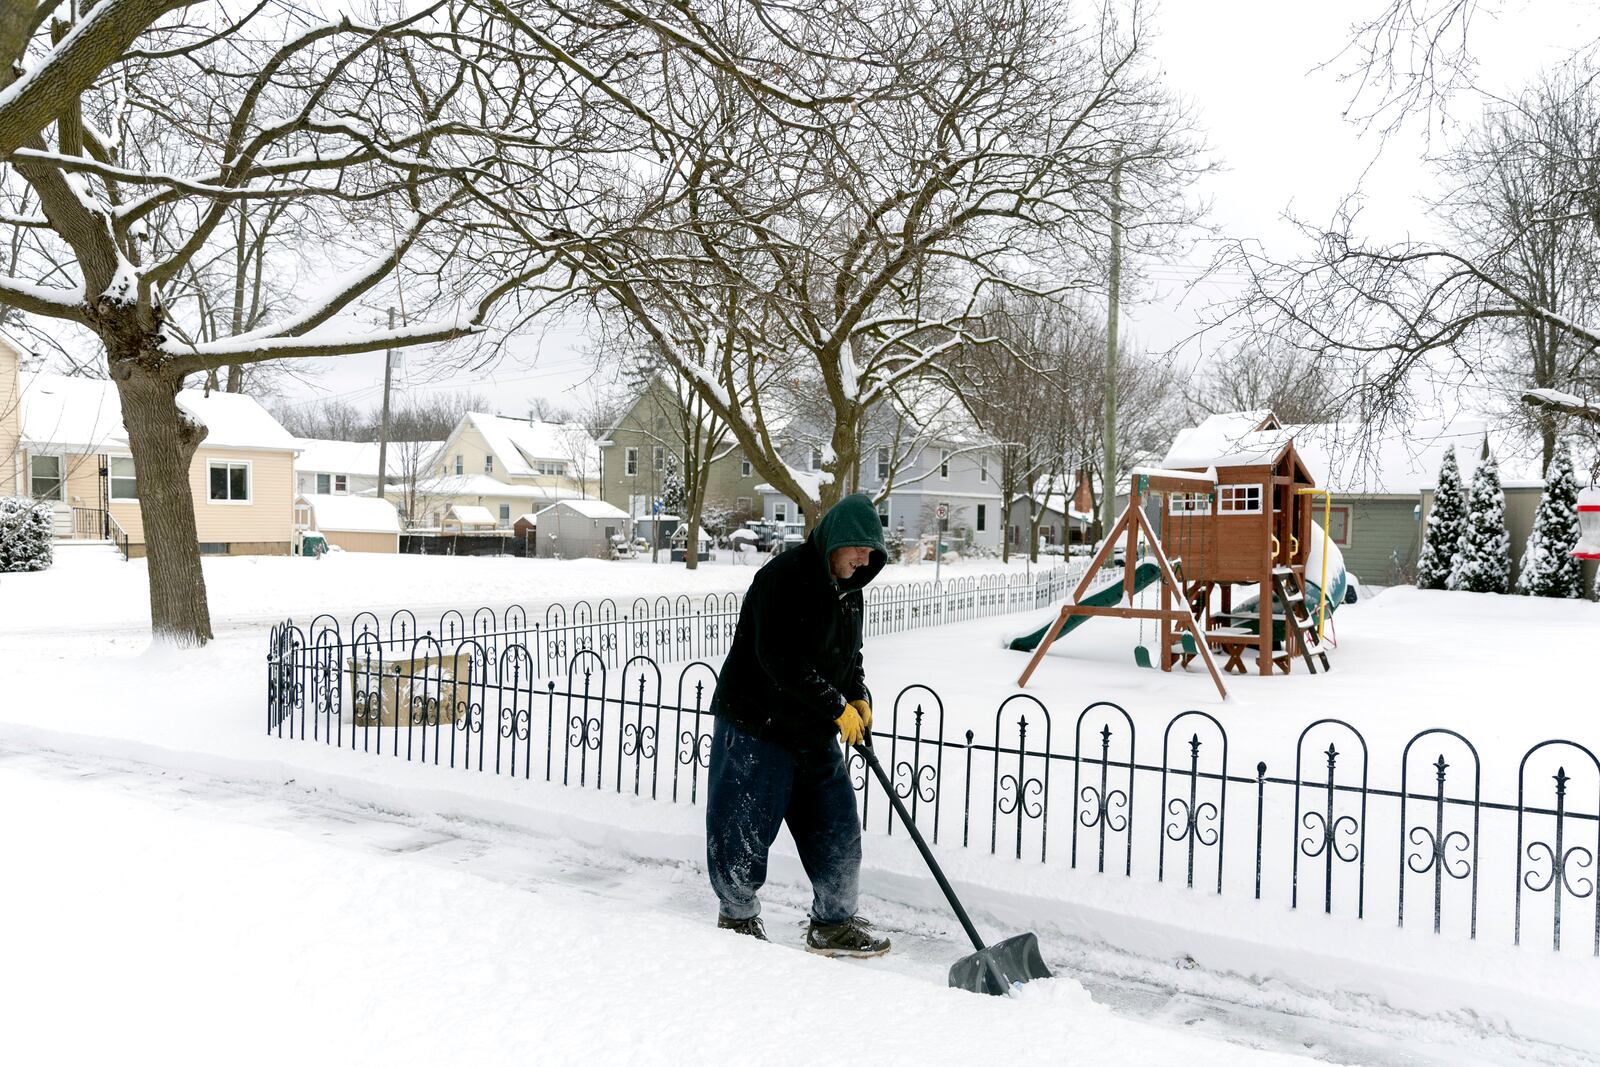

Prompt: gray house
[
  {"left": 534, "top": 498, "right": 630, "bottom": 559},
  {"left": 754, "top": 419, "right": 1006, "bottom": 549}
]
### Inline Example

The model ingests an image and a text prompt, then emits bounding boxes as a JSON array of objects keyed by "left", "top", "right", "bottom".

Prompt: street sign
[{"left": 935, "top": 503, "right": 948, "bottom": 519}]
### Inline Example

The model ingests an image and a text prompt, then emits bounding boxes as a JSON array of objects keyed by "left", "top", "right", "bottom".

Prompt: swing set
[{"left": 1016, "top": 468, "right": 1229, "bottom": 700}]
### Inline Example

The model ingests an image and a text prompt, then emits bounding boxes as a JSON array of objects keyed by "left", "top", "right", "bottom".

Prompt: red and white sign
[{"left": 935, "top": 503, "right": 948, "bottom": 520}]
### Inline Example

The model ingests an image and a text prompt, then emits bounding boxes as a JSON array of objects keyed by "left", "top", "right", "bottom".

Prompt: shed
[
  {"left": 294, "top": 493, "right": 402, "bottom": 553},
  {"left": 512, "top": 512, "right": 540, "bottom": 554},
  {"left": 442, "top": 504, "right": 498, "bottom": 534},
  {"left": 535, "top": 499, "right": 629, "bottom": 559}
]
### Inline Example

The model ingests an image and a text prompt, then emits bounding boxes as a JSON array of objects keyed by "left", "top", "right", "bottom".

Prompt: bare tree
[
  {"left": 1243, "top": 6, "right": 1600, "bottom": 447},
  {"left": 1184, "top": 344, "right": 1345, "bottom": 425},
  {"left": 0, "top": 2, "right": 576, "bottom": 644},
  {"left": 496, "top": 0, "right": 1204, "bottom": 530}
]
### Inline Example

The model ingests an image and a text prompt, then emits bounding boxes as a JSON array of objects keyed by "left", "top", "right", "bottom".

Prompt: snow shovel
[{"left": 854, "top": 735, "right": 1053, "bottom": 996}]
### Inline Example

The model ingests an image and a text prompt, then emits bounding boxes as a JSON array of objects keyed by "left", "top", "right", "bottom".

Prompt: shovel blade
[{"left": 947, "top": 932, "right": 1052, "bottom": 996}]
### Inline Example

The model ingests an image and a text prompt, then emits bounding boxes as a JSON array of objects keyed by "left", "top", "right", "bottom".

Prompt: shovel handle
[{"left": 854, "top": 735, "right": 989, "bottom": 954}]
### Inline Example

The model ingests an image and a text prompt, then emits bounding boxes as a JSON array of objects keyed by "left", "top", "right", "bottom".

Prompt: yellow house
[
  {"left": 398, "top": 411, "right": 598, "bottom": 528},
  {"left": 0, "top": 339, "right": 299, "bottom": 557}
]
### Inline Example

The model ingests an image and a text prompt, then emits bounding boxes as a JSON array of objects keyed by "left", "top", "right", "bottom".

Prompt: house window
[
  {"left": 1217, "top": 484, "right": 1263, "bottom": 514},
  {"left": 207, "top": 460, "right": 251, "bottom": 503},
  {"left": 1327, "top": 505, "right": 1352, "bottom": 546},
  {"left": 499, "top": 504, "right": 511, "bottom": 527},
  {"left": 876, "top": 446, "right": 889, "bottom": 482},
  {"left": 810, "top": 446, "right": 823, "bottom": 471},
  {"left": 626, "top": 447, "right": 638, "bottom": 476},
  {"left": 774, "top": 503, "right": 788, "bottom": 523},
  {"left": 939, "top": 449, "right": 950, "bottom": 479},
  {"left": 977, "top": 504, "right": 986, "bottom": 532},
  {"left": 316, "top": 472, "right": 331, "bottom": 494},
  {"left": 333, "top": 474, "right": 348, "bottom": 494},
  {"left": 740, "top": 458, "right": 752, "bottom": 478},
  {"left": 878, "top": 503, "right": 890, "bottom": 528},
  {"left": 28, "top": 455, "right": 62, "bottom": 501},
  {"left": 979, "top": 456, "right": 989, "bottom": 483},
  {"left": 485, "top": 455, "right": 494, "bottom": 474},
  {"left": 1009, "top": 524, "right": 1021, "bottom": 546},
  {"left": 109, "top": 456, "right": 138, "bottom": 502},
  {"left": 454, "top": 454, "right": 463, "bottom": 475},
  {"left": 1041, "top": 524, "right": 1056, "bottom": 545},
  {"left": 535, "top": 461, "right": 566, "bottom": 476},
  {"left": 653, "top": 445, "right": 665, "bottom": 472},
  {"left": 736, "top": 496, "right": 752, "bottom": 510},
  {"left": 1168, "top": 492, "right": 1212, "bottom": 515}
]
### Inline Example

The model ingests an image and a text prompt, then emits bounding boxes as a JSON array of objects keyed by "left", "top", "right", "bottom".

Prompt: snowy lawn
[
  {"left": 0, "top": 749, "right": 1334, "bottom": 1067},
  {"left": 2, "top": 547, "right": 1598, "bottom": 1063}
]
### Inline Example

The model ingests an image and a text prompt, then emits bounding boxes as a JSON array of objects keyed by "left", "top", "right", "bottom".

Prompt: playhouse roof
[{"left": 1163, "top": 411, "right": 1497, "bottom": 497}]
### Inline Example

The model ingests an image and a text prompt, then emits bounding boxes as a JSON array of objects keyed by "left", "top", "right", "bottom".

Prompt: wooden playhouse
[{"left": 1016, "top": 413, "right": 1335, "bottom": 698}]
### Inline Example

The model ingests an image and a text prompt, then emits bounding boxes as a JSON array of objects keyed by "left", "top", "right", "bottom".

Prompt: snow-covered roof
[
  {"left": 298, "top": 493, "right": 401, "bottom": 534},
  {"left": 537, "top": 498, "right": 629, "bottom": 520},
  {"left": 513, "top": 513, "right": 540, "bottom": 526},
  {"left": 410, "top": 473, "right": 580, "bottom": 502},
  {"left": 463, "top": 412, "right": 596, "bottom": 479},
  {"left": 447, "top": 504, "right": 497, "bottom": 526},
  {"left": 1162, "top": 411, "right": 1500, "bottom": 497},
  {"left": 294, "top": 437, "right": 432, "bottom": 478},
  {"left": 18, "top": 372, "right": 296, "bottom": 453},
  {"left": 1018, "top": 493, "right": 1094, "bottom": 522}
]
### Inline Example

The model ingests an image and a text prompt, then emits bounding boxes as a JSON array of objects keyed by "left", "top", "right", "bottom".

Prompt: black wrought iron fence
[
  {"left": 267, "top": 633, "right": 1600, "bottom": 957},
  {"left": 284, "top": 566, "right": 1077, "bottom": 680}
]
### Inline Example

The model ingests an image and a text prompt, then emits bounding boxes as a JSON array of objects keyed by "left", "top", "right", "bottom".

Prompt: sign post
[{"left": 934, "top": 503, "right": 948, "bottom": 585}]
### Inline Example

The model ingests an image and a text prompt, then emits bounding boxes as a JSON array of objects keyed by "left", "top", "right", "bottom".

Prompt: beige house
[
  {"left": 0, "top": 339, "right": 298, "bottom": 557},
  {"left": 294, "top": 493, "right": 401, "bottom": 553},
  {"left": 396, "top": 411, "right": 597, "bottom": 529}
]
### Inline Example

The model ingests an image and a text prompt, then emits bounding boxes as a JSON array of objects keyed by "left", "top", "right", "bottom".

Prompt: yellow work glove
[
  {"left": 847, "top": 699, "right": 873, "bottom": 731},
  {"left": 835, "top": 703, "right": 867, "bottom": 746}
]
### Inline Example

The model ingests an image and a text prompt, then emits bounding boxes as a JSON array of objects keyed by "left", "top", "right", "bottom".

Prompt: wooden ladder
[{"left": 1270, "top": 566, "right": 1331, "bottom": 674}]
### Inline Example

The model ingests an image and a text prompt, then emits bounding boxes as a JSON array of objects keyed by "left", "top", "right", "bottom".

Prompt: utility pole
[
  {"left": 376, "top": 306, "right": 397, "bottom": 502},
  {"left": 1099, "top": 159, "right": 1123, "bottom": 542}
]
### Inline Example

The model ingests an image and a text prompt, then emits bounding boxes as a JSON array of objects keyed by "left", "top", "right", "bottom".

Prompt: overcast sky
[{"left": 274, "top": 0, "right": 1600, "bottom": 427}]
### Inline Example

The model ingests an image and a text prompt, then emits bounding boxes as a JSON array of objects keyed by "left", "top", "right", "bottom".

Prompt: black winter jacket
[{"left": 711, "top": 493, "right": 887, "bottom": 751}]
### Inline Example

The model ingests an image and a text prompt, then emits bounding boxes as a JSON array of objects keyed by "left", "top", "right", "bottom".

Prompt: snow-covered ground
[{"left": 2, "top": 546, "right": 1597, "bottom": 1065}]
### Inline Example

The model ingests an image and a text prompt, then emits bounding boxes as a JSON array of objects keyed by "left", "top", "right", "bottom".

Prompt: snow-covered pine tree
[
  {"left": 1516, "top": 443, "right": 1582, "bottom": 598},
  {"left": 1450, "top": 455, "right": 1511, "bottom": 593},
  {"left": 0, "top": 497, "right": 54, "bottom": 572},
  {"left": 1417, "top": 446, "right": 1466, "bottom": 589},
  {"left": 661, "top": 457, "right": 685, "bottom": 516}
]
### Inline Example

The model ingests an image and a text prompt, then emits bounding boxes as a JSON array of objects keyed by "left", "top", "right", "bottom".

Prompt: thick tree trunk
[{"left": 112, "top": 362, "right": 213, "bottom": 646}]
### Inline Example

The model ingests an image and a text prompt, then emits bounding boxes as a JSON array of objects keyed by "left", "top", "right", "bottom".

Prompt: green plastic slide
[{"left": 1006, "top": 562, "right": 1163, "bottom": 652}]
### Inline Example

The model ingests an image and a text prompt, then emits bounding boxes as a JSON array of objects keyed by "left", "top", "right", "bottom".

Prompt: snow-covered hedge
[{"left": 0, "top": 497, "right": 54, "bottom": 572}]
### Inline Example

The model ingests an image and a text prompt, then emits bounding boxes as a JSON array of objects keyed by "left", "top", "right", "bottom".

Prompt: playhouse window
[
  {"left": 1168, "top": 492, "right": 1211, "bottom": 515},
  {"left": 1217, "top": 484, "right": 1262, "bottom": 514}
]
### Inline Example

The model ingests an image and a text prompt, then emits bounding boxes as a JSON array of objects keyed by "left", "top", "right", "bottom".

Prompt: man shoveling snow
[{"left": 705, "top": 492, "right": 891, "bottom": 957}]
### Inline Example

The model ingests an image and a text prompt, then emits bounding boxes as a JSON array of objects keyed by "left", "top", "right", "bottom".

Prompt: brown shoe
[
  {"left": 805, "top": 916, "right": 890, "bottom": 957},
  {"left": 717, "top": 914, "right": 769, "bottom": 941}
]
